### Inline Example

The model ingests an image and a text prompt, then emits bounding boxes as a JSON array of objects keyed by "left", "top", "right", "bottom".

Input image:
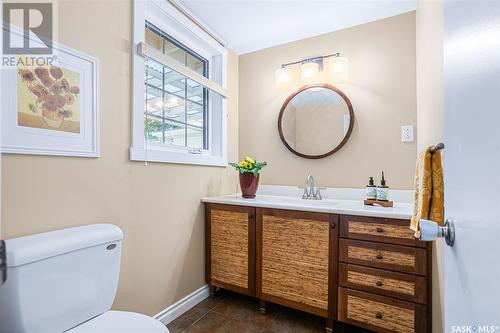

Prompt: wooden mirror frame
[{"left": 277, "top": 83, "right": 354, "bottom": 159}]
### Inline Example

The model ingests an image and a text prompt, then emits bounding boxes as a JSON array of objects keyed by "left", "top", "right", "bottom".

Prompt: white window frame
[{"left": 131, "top": 0, "right": 228, "bottom": 166}]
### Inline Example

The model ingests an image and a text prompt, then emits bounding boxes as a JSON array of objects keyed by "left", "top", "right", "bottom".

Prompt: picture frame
[{"left": 1, "top": 28, "right": 99, "bottom": 157}]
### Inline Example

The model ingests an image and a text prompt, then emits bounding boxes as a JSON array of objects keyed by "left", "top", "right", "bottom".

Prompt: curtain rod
[{"left": 166, "top": 0, "right": 226, "bottom": 48}]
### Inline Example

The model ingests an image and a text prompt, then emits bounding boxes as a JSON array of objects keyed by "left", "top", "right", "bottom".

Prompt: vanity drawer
[
  {"left": 339, "top": 263, "right": 427, "bottom": 304},
  {"left": 339, "top": 239, "right": 427, "bottom": 275},
  {"left": 338, "top": 287, "right": 426, "bottom": 333},
  {"left": 340, "top": 215, "right": 424, "bottom": 247}
]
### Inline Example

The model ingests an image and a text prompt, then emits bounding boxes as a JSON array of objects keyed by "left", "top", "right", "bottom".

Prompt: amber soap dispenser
[
  {"left": 376, "top": 172, "right": 389, "bottom": 201},
  {"left": 366, "top": 177, "right": 377, "bottom": 200}
]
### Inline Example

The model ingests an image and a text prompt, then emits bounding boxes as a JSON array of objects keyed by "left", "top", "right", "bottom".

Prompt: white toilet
[{"left": 0, "top": 224, "right": 170, "bottom": 333}]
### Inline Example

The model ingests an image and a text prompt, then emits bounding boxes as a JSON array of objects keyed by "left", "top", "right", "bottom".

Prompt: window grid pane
[{"left": 144, "top": 22, "right": 209, "bottom": 150}]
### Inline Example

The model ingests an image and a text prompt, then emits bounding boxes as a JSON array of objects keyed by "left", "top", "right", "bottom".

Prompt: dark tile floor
[{"left": 167, "top": 290, "right": 373, "bottom": 333}]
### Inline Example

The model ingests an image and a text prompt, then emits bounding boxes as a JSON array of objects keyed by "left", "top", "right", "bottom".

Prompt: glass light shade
[
  {"left": 275, "top": 67, "right": 292, "bottom": 84},
  {"left": 300, "top": 62, "right": 319, "bottom": 81},
  {"left": 329, "top": 56, "right": 349, "bottom": 81}
]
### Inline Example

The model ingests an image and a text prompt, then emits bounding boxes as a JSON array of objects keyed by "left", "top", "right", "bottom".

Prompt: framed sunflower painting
[
  {"left": 17, "top": 66, "right": 82, "bottom": 134},
  {"left": 1, "top": 30, "right": 99, "bottom": 157}
]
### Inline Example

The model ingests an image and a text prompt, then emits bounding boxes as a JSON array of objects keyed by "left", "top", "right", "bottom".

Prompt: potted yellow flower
[{"left": 229, "top": 157, "right": 267, "bottom": 198}]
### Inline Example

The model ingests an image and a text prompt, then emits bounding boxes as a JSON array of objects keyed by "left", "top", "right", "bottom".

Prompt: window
[
  {"left": 131, "top": 0, "right": 228, "bottom": 166},
  {"left": 144, "top": 23, "right": 209, "bottom": 150}
]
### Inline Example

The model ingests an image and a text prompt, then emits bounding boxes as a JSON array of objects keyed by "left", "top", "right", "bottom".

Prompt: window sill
[{"left": 130, "top": 146, "right": 227, "bottom": 167}]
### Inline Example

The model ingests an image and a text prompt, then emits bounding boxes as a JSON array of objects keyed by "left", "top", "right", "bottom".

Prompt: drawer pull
[
  {"left": 376, "top": 254, "right": 384, "bottom": 260},
  {"left": 376, "top": 227, "right": 384, "bottom": 233},
  {"left": 376, "top": 281, "right": 384, "bottom": 287},
  {"left": 375, "top": 312, "right": 383, "bottom": 319}
]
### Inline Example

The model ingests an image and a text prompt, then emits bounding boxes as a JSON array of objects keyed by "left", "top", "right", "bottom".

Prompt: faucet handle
[
  {"left": 314, "top": 187, "right": 327, "bottom": 200},
  {"left": 298, "top": 186, "right": 309, "bottom": 199}
]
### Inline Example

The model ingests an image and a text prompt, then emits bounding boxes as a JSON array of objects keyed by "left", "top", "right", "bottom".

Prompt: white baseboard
[{"left": 154, "top": 284, "right": 209, "bottom": 325}]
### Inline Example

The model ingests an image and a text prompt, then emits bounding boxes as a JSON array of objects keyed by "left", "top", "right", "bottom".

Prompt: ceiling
[{"left": 178, "top": 0, "right": 417, "bottom": 55}]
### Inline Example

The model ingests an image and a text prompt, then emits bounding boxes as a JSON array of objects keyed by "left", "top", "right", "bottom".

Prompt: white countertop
[{"left": 202, "top": 193, "right": 413, "bottom": 220}]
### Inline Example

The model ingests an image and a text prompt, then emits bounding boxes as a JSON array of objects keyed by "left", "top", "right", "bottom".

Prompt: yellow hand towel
[{"left": 410, "top": 146, "right": 444, "bottom": 238}]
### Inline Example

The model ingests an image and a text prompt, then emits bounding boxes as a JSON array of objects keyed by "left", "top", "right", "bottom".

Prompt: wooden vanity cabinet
[
  {"left": 205, "top": 203, "right": 256, "bottom": 296},
  {"left": 255, "top": 208, "right": 338, "bottom": 319},
  {"left": 205, "top": 204, "right": 432, "bottom": 333}
]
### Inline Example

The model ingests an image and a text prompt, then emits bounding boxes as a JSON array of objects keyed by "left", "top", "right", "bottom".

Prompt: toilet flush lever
[
  {"left": 419, "top": 218, "right": 455, "bottom": 247},
  {"left": 0, "top": 240, "right": 6, "bottom": 285}
]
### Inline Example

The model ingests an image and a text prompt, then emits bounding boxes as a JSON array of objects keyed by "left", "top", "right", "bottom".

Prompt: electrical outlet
[{"left": 401, "top": 125, "right": 414, "bottom": 142}]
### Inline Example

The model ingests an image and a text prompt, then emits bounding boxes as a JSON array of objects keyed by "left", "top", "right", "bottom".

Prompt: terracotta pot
[{"left": 239, "top": 173, "right": 259, "bottom": 198}]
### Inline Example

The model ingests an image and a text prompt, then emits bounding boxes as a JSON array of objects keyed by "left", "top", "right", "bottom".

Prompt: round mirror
[{"left": 278, "top": 84, "right": 354, "bottom": 159}]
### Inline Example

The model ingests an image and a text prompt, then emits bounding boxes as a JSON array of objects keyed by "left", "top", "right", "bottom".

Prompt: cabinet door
[
  {"left": 206, "top": 204, "right": 256, "bottom": 296},
  {"left": 256, "top": 208, "right": 338, "bottom": 318}
]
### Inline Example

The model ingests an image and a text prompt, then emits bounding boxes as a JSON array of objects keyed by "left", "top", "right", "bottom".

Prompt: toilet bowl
[
  {"left": 67, "top": 311, "right": 168, "bottom": 333},
  {"left": 0, "top": 224, "right": 169, "bottom": 333}
]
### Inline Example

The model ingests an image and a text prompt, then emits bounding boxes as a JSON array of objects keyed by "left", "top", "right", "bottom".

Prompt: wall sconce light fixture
[{"left": 275, "top": 53, "right": 348, "bottom": 84}]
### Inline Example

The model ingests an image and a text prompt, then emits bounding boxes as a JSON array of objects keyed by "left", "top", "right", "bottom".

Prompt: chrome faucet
[{"left": 300, "top": 175, "right": 325, "bottom": 200}]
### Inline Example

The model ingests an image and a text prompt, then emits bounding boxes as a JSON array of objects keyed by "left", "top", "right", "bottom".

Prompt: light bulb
[
  {"left": 300, "top": 62, "right": 319, "bottom": 81},
  {"left": 275, "top": 67, "right": 291, "bottom": 84},
  {"left": 329, "top": 56, "right": 349, "bottom": 81}
]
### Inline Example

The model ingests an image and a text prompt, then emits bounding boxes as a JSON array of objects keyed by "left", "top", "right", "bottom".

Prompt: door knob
[{"left": 419, "top": 218, "right": 455, "bottom": 247}]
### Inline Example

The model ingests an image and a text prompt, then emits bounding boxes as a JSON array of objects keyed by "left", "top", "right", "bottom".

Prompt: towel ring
[{"left": 430, "top": 142, "right": 445, "bottom": 153}]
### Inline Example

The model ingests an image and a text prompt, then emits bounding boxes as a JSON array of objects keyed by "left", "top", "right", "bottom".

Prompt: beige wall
[
  {"left": 1, "top": 0, "right": 238, "bottom": 316},
  {"left": 1, "top": 2, "right": 443, "bottom": 324},
  {"left": 416, "top": 1, "right": 444, "bottom": 332},
  {"left": 239, "top": 12, "right": 417, "bottom": 190}
]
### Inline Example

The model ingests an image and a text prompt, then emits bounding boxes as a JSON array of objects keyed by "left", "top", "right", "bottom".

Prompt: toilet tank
[{"left": 0, "top": 224, "right": 124, "bottom": 333}]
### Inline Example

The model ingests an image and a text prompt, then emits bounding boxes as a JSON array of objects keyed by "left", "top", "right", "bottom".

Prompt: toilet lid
[{"left": 67, "top": 311, "right": 170, "bottom": 333}]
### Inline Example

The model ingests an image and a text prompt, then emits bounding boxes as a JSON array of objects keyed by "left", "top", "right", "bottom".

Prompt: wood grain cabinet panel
[
  {"left": 205, "top": 204, "right": 256, "bottom": 296},
  {"left": 256, "top": 208, "right": 338, "bottom": 318},
  {"left": 340, "top": 215, "right": 425, "bottom": 248},
  {"left": 338, "top": 288, "right": 426, "bottom": 333},
  {"left": 339, "top": 239, "right": 427, "bottom": 275}
]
